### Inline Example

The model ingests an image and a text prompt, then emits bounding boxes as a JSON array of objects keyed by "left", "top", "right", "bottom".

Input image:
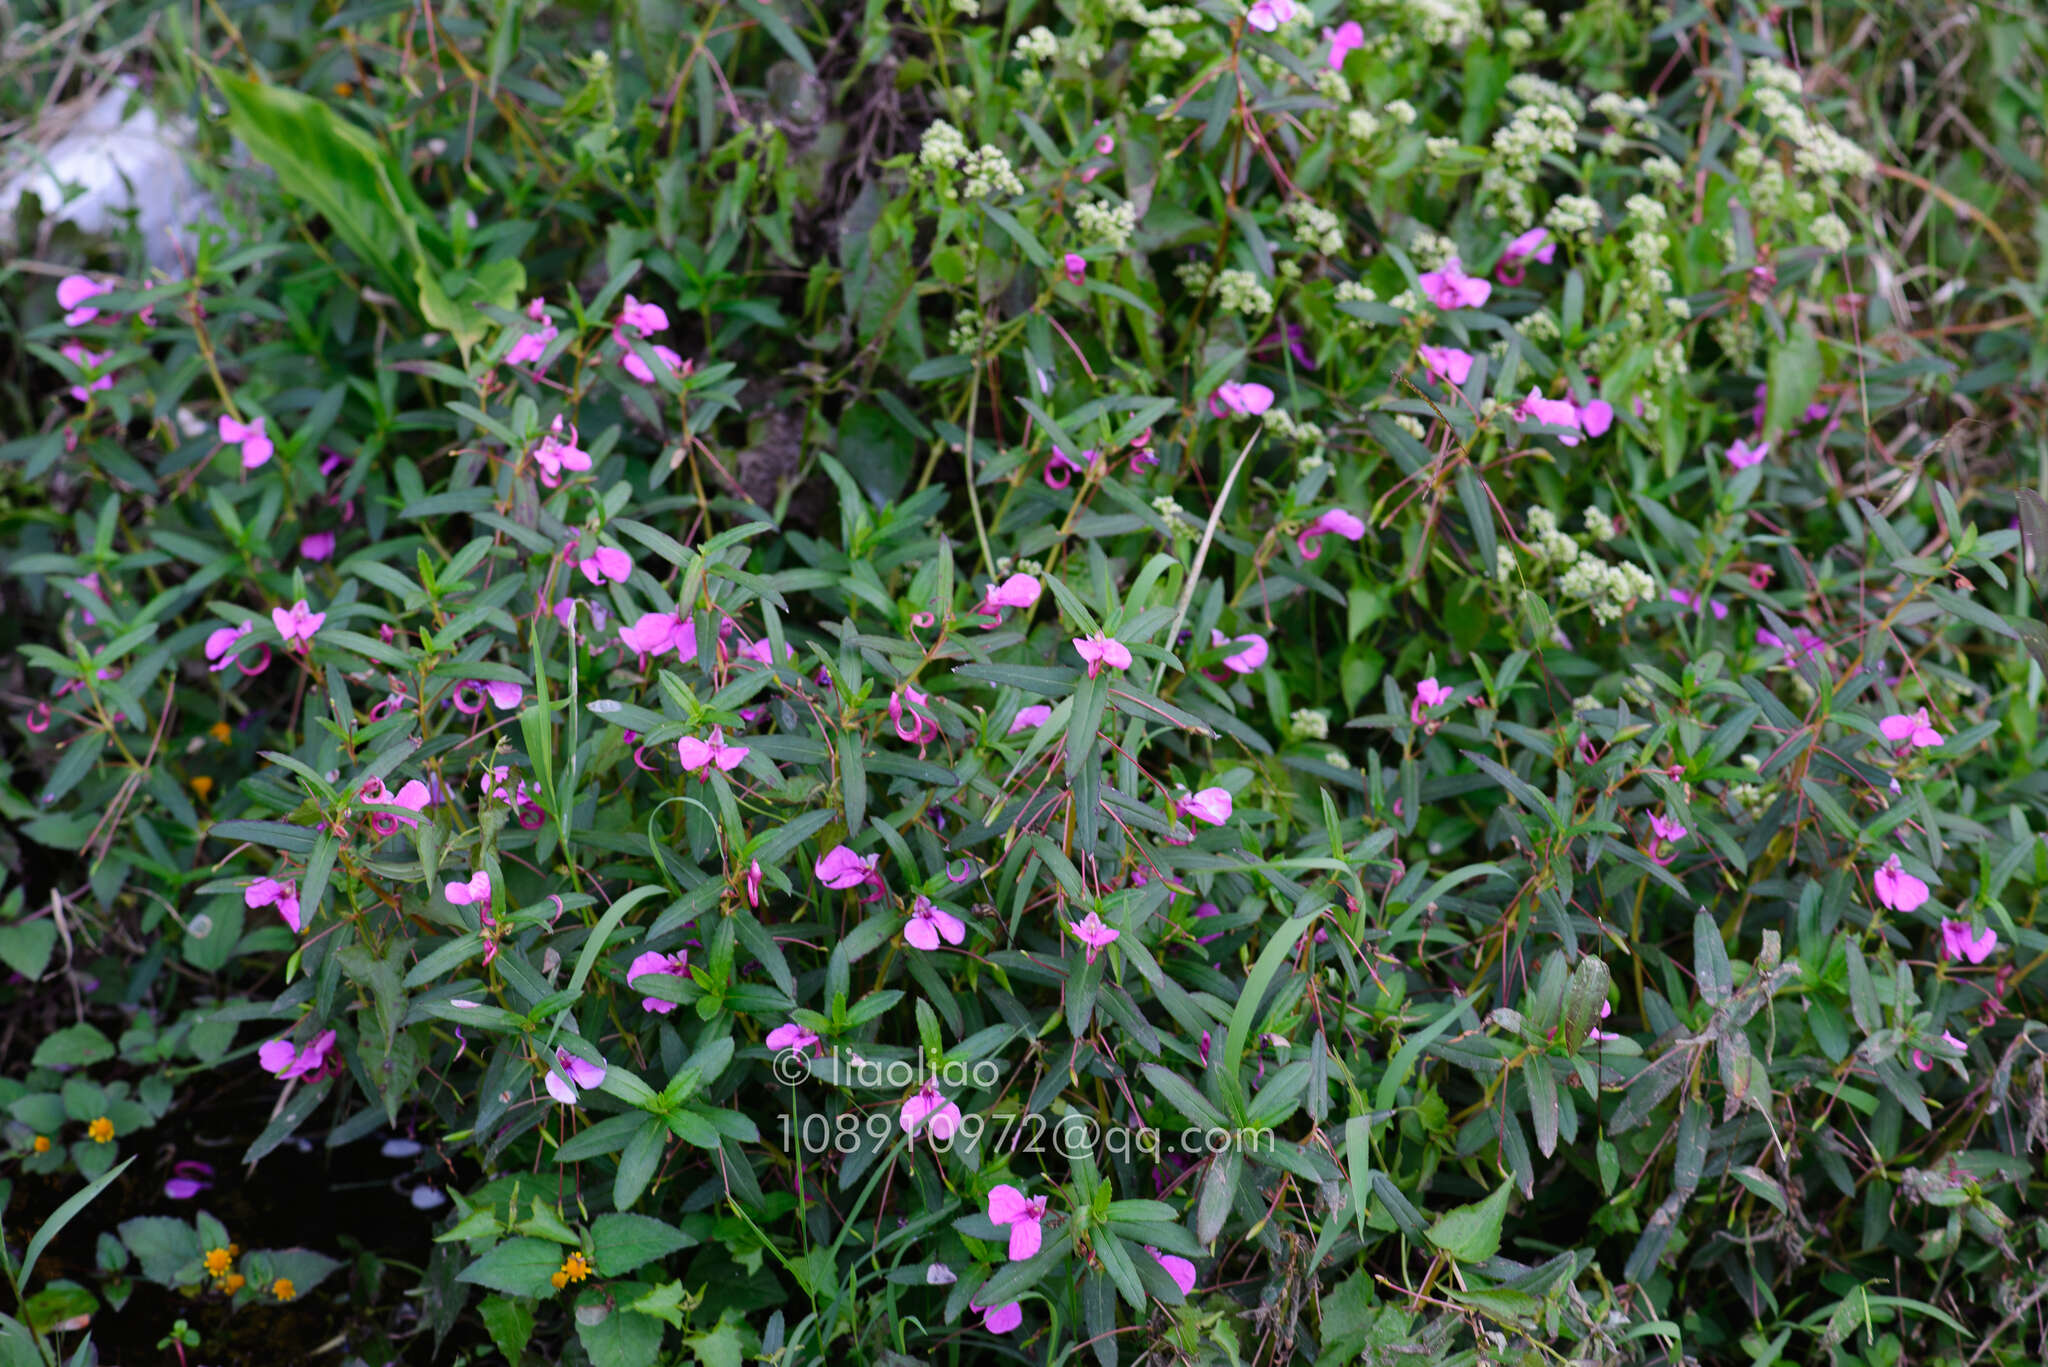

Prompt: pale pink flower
[
  {"left": 1095, "top": 133, "right": 1115, "bottom": 154},
  {"left": 271, "top": 599, "right": 326, "bottom": 649},
  {"left": 443, "top": 871, "right": 492, "bottom": 908},
  {"left": 978, "top": 1301, "right": 1023, "bottom": 1334},
  {"left": 1418, "top": 345, "right": 1475, "bottom": 387},
  {"left": 1874, "top": 855, "right": 1930, "bottom": 912},
  {"left": 1180, "top": 787, "right": 1232, "bottom": 826},
  {"left": 987, "top": 1185, "right": 1048, "bottom": 1261},
  {"left": 545, "top": 1047, "right": 607, "bottom": 1105},
  {"left": 1297, "top": 509, "right": 1366, "bottom": 559},
  {"left": 925, "top": 1262, "right": 957, "bottom": 1285},
  {"left": 245, "top": 877, "right": 303, "bottom": 933},
  {"left": 575, "top": 545, "right": 633, "bottom": 585},
  {"left": 627, "top": 950, "right": 691, "bottom": 1015},
  {"left": 1073, "top": 633, "right": 1133, "bottom": 677},
  {"left": 1418, "top": 258, "right": 1491, "bottom": 310},
  {"left": 1726, "top": 438, "right": 1769, "bottom": 470},
  {"left": 258, "top": 1030, "right": 337, "bottom": 1081},
  {"left": 1068, "top": 911, "right": 1120, "bottom": 963},
  {"left": 61, "top": 344, "right": 113, "bottom": 402},
  {"left": 1211, "top": 629, "right": 1269, "bottom": 674},
  {"left": 1208, "top": 381, "right": 1275, "bottom": 418},
  {"left": 815, "top": 844, "right": 878, "bottom": 890},
  {"left": 766, "top": 1021, "right": 822, "bottom": 1056},
  {"left": 899, "top": 1080, "right": 962, "bottom": 1140},
  {"left": 617, "top": 611, "right": 692, "bottom": 659},
  {"left": 1938, "top": 918, "right": 1997, "bottom": 964},
  {"left": 505, "top": 297, "right": 558, "bottom": 367},
  {"left": 905, "top": 895, "right": 966, "bottom": 951},
  {"left": 677, "top": 728, "right": 749, "bottom": 776},
  {"left": 1149, "top": 1246, "right": 1198, "bottom": 1296},
  {"left": 1063, "top": 253, "right": 1086, "bottom": 286},
  {"left": 57, "top": 275, "right": 114, "bottom": 326},
  {"left": 1245, "top": 0, "right": 1297, "bottom": 30},
  {"left": 1323, "top": 19, "right": 1364, "bottom": 68},
  {"left": 1879, "top": 707, "right": 1943, "bottom": 750},
  {"left": 1409, "top": 677, "right": 1453, "bottom": 724},
  {"left": 1008, "top": 704, "right": 1054, "bottom": 735},
  {"left": 218, "top": 414, "right": 275, "bottom": 469},
  {"left": 1494, "top": 227, "right": 1555, "bottom": 285}
]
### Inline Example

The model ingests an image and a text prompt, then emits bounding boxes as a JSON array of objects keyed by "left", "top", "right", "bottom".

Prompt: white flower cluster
[
  {"left": 1484, "top": 98, "right": 1579, "bottom": 227},
  {"left": 1345, "top": 109, "right": 1383, "bottom": 145},
  {"left": 1013, "top": 26, "right": 1058, "bottom": 61},
  {"left": 1409, "top": 0, "right": 1483, "bottom": 47},
  {"left": 1290, "top": 708, "right": 1331, "bottom": 741},
  {"left": 1425, "top": 135, "right": 1460, "bottom": 160},
  {"left": 1107, "top": 0, "right": 1200, "bottom": 20},
  {"left": 1175, "top": 261, "right": 1214, "bottom": 292},
  {"left": 1317, "top": 71, "right": 1352, "bottom": 104},
  {"left": 1527, "top": 506, "right": 1580, "bottom": 568},
  {"left": 1384, "top": 99, "right": 1418, "bottom": 126},
  {"left": 1387, "top": 287, "right": 1422, "bottom": 313},
  {"left": 1495, "top": 544, "right": 1517, "bottom": 581},
  {"left": 959, "top": 145, "right": 1024, "bottom": 200},
  {"left": 1410, "top": 228, "right": 1456, "bottom": 271},
  {"left": 1747, "top": 59, "right": 1876, "bottom": 184},
  {"left": 1559, "top": 555, "right": 1656, "bottom": 623},
  {"left": 1395, "top": 414, "right": 1428, "bottom": 440},
  {"left": 946, "top": 307, "right": 985, "bottom": 354},
  {"left": 1507, "top": 75, "right": 1584, "bottom": 120},
  {"left": 1265, "top": 408, "right": 1325, "bottom": 442},
  {"left": 1334, "top": 279, "right": 1377, "bottom": 304},
  {"left": 1282, "top": 200, "right": 1345, "bottom": 255},
  {"left": 1810, "top": 212, "right": 1852, "bottom": 252},
  {"left": 1589, "top": 91, "right": 1650, "bottom": 135},
  {"left": 919, "top": 120, "right": 969, "bottom": 171},
  {"left": 1076, "top": 199, "right": 1137, "bottom": 249},
  {"left": 1643, "top": 155, "right": 1683, "bottom": 185},
  {"left": 1583, "top": 506, "right": 1616, "bottom": 542},
  {"left": 1139, "top": 28, "right": 1187, "bottom": 61},
  {"left": 1515, "top": 307, "right": 1559, "bottom": 341},
  {"left": 1545, "top": 194, "right": 1603, "bottom": 242},
  {"left": 1215, "top": 268, "right": 1274, "bottom": 316},
  {"left": 1152, "top": 495, "right": 1186, "bottom": 523}
]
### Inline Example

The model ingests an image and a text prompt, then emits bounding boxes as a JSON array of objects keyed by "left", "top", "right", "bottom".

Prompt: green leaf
[
  {"left": 479, "top": 1296, "right": 535, "bottom": 1362},
  {"left": 0, "top": 922, "right": 57, "bottom": 981},
  {"left": 1425, "top": 1181, "right": 1510, "bottom": 1263},
  {"left": 576, "top": 1293, "right": 666, "bottom": 1367},
  {"left": 33, "top": 1024, "right": 114, "bottom": 1068},
  {"left": 456, "top": 1237, "right": 564, "bottom": 1298},
  {"left": 591, "top": 1213, "right": 696, "bottom": 1275},
  {"left": 24, "top": 1159, "right": 134, "bottom": 1290},
  {"left": 1763, "top": 322, "right": 1821, "bottom": 440}
]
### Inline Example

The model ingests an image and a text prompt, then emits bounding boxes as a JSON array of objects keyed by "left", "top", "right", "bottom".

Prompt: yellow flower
[
  {"left": 209, "top": 721, "right": 233, "bottom": 744},
  {"left": 222, "top": 1273, "right": 246, "bottom": 1294},
  {"left": 87, "top": 1116, "right": 114, "bottom": 1144},
  {"left": 550, "top": 1270, "right": 568, "bottom": 1289},
  {"left": 191, "top": 775, "right": 215, "bottom": 800},
  {"left": 556, "top": 1252, "right": 593, "bottom": 1285},
  {"left": 204, "top": 1247, "right": 233, "bottom": 1278},
  {"left": 31, "top": 1136, "right": 49, "bottom": 1153},
  {"left": 271, "top": 1278, "right": 295, "bottom": 1301}
]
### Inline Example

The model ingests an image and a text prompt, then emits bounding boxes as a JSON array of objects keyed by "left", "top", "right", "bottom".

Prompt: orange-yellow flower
[
  {"left": 31, "top": 1136, "right": 49, "bottom": 1153},
  {"left": 555, "top": 1252, "right": 593, "bottom": 1286},
  {"left": 209, "top": 721, "right": 233, "bottom": 743},
  {"left": 87, "top": 1116, "right": 114, "bottom": 1144},
  {"left": 204, "top": 1247, "right": 233, "bottom": 1278},
  {"left": 222, "top": 1273, "right": 246, "bottom": 1294},
  {"left": 271, "top": 1278, "right": 295, "bottom": 1301},
  {"left": 191, "top": 775, "right": 214, "bottom": 800}
]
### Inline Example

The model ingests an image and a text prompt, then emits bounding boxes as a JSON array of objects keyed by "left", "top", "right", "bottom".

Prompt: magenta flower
[
  {"left": 1297, "top": 508, "right": 1366, "bottom": 559},
  {"left": 458, "top": 679, "right": 524, "bottom": 712},
  {"left": 1873, "top": 855, "right": 1930, "bottom": 912},
  {"left": 1245, "top": 0, "right": 1297, "bottom": 30},
  {"left": 1494, "top": 227, "right": 1556, "bottom": 285},
  {"left": 299, "top": 531, "right": 336, "bottom": 562},
  {"left": 678, "top": 728, "right": 749, "bottom": 777},
  {"left": 627, "top": 950, "right": 691, "bottom": 1015},
  {"left": 1008, "top": 704, "right": 1054, "bottom": 735},
  {"left": 1323, "top": 19, "right": 1364, "bottom": 67},
  {"left": 906, "top": 895, "right": 966, "bottom": 951},
  {"left": 444, "top": 871, "right": 491, "bottom": 908},
  {"left": 1518, "top": 389, "right": 1586, "bottom": 444},
  {"left": 766, "top": 1021, "right": 822, "bottom": 1057},
  {"left": 977, "top": 1301, "right": 1023, "bottom": 1335},
  {"left": 745, "top": 859, "right": 764, "bottom": 908},
  {"left": 1063, "top": 253, "right": 1086, "bottom": 286},
  {"left": 1208, "top": 381, "right": 1275, "bottom": 418},
  {"left": 505, "top": 297, "right": 558, "bottom": 367},
  {"left": 1879, "top": 707, "right": 1943, "bottom": 749},
  {"left": 621, "top": 343, "right": 687, "bottom": 385},
  {"left": 1148, "top": 1246, "right": 1198, "bottom": 1296},
  {"left": 1648, "top": 813, "right": 1686, "bottom": 842},
  {"left": 1418, "top": 258, "right": 1492, "bottom": 310},
  {"left": 987, "top": 1184, "right": 1048, "bottom": 1261},
  {"left": 899, "top": 1080, "right": 963, "bottom": 1141},
  {"left": 815, "top": 844, "right": 878, "bottom": 890},
  {"left": 359, "top": 776, "right": 432, "bottom": 835},
  {"left": 1758, "top": 627, "right": 1828, "bottom": 664},
  {"left": 890, "top": 685, "right": 941, "bottom": 746},
  {"left": 218, "top": 414, "right": 275, "bottom": 469},
  {"left": 62, "top": 344, "right": 113, "bottom": 402},
  {"left": 1667, "top": 588, "right": 1729, "bottom": 621},
  {"left": 205, "top": 621, "right": 267, "bottom": 675},
  {"left": 575, "top": 545, "right": 633, "bottom": 585},
  {"left": 545, "top": 1047, "right": 607, "bottom": 1105},
  {"left": 1418, "top": 345, "right": 1475, "bottom": 387},
  {"left": 1068, "top": 911, "right": 1120, "bottom": 963},
  {"left": 1180, "top": 787, "right": 1233, "bottom": 826},
  {"left": 245, "top": 877, "right": 303, "bottom": 933},
  {"left": 164, "top": 1160, "right": 214, "bottom": 1201},
  {"left": 1409, "top": 677, "right": 1454, "bottom": 724},
  {"left": 1043, "top": 446, "right": 1095, "bottom": 490},
  {"left": 1073, "top": 633, "right": 1133, "bottom": 677},
  {"left": 258, "top": 1029, "right": 337, "bottom": 1082},
  {"left": 1726, "top": 438, "right": 1769, "bottom": 470},
  {"left": 616, "top": 295, "right": 669, "bottom": 338},
  {"left": 533, "top": 417, "right": 592, "bottom": 487},
  {"left": 57, "top": 275, "right": 114, "bottom": 326},
  {"left": 1588, "top": 1000, "right": 1621, "bottom": 1043},
  {"left": 1576, "top": 399, "right": 1614, "bottom": 438},
  {"left": 618, "top": 611, "right": 692, "bottom": 659},
  {"left": 978, "top": 573, "right": 1043, "bottom": 624},
  {"left": 1938, "top": 918, "right": 1997, "bottom": 964},
  {"left": 271, "top": 599, "right": 326, "bottom": 650},
  {"left": 1211, "top": 629, "right": 1269, "bottom": 674}
]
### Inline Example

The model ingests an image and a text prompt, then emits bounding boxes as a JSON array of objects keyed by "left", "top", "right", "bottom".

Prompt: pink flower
[
  {"left": 1576, "top": 399, "right": 1614, "bottom": 438},
  {"left": 1063, "top": 253, "right": 1087, "bottom": 286},
  {"left": 815, "top": 845, "right": 878, "bottom": 890},
  {"left": 1208, "top": 381, "right": 1275, "bottom": 418},
  {"left": 505, "top": 297, "right": 558, "bottom": 367},
  {"left": 1211, "top": 629, "right": 1269, "bottom": 674},
  {"left": 617, "top": 611, "right": 692, "bottom": 658},
  {"left": 766, "top": 1021, "right": 822, "bottom": 1056},
  {"left": 1938, "top": 918, "right": 1997, "bottom": 964},
  {"left": 1180, "top": 787, "right": 1233, "bottom": 826},
  {"left": 745, "top": 859, "right": 764, "bottom": 908},
  {"left": 575, "top": 545, "right": 633, "bottom": 585},
  {"left": 627, "top": 950, "right": 691, "bottom": 1014},
  {"left": 1588, "top": 999, "right": 1621, "bottom": 1043},
  {"left": 1726, "top": 438, "right": 1769, "bottom": 470},
  {"left": 906, "top": 895, "right": 966, "bottom": 951},
  {"left": 616, "top": 295, "right": 669, "bottom": 337},
  {"left": 1494, "top": 228, "right": 1555, "bottom": 285},
  {"left": 1008, "top": 704, "right": 1054, "bottom": 735},
  {"left": 1418, "top": 258, "right": 1492, "bottom": 310},
  {"left": 533, "top": 417, "right": 591, "bottom": 487},
  {"left": 62, "top": 344, "right": 113, "bottom": 402},
  {"left": 899, "top": 1080, "right": 962, "bottom": 1140},
  {"left": 1297, "top": 508, "right": 1366, "bottom": 559},
  {"left": 1418, "top": 345, "right": 1475, "bottom": 387},
  {"left": 677, "top": 728, "right": 749, "bottom": 776},
  {"left": 1043, "top": 447, "right": 1095, "bottom": 489},
  {"left": 360, "top": 777, "right": 432, "bottom": 835},
  {"left": 466, "top": 679, "right": 524, "bottom": 711},
  {"left": 271, "top": 599, "right": 326, "bottom": 649},
  {"left": 218, "top": 414, "right": 275, "bottom": 469},
  {"left": 1072, "top": 633, "right": 1133, "bottom": 677},
  {"left": 1879, "top": 707, "right": 1943, "bottom": 749},
  {"left": 1873, "top": 855, "right": 1930, "bottom": 913},
  {"left": 244, "top": 877, "right": 304, "bottom": 933},
  {"left": 1095, "top": 133, "right": 1115, "bottom": 155},
  {"left": 978, "top": 573, "right": 1043, "bottom": 623},
  {"left": 1068, "top": 911, "right": 1120, "bottom": 963},
  {"left": 57, "top": 275, "right": 114, "bottom": 326},
  {"left": 987, "top": 1184, "right": 1048, "bottom": 1261},
  {"left": 890, "top": 685, "right": 941, "bottom": 746},
  {"left": 205, "top": 621, "right": 260, "bottom": 674},
  {"left": 258, "top": 1030, "right": 337, "bottom": 1082},
  {"left": 1667, "top": 589, "right": 1729, "bottom": 621},
  {"left": 1323, "top": 19, "right": 1364, "bottom": 67},
  {"left": 1648, "top": 813, "right": 1686, "bottom": 843},
  {"left": 545, "top": 1047, "right": 607, "bottom": 1105},
  {"left": 620, "top": 343, "right": 687, "bottom": 385},
  {"left": 1409, "top": 677, "right": 1454, "bottom": 724},
  {"left": 1148, "top": 1246, "right": 1198, "bottom": 1296},
  {"left": 444, "top": 871, "right": 492, "bottom": 908},
  {"left": 977, "top": 1301, "right": 1023, "bottom": 1334},
  {"left": 163, "top": 1160, "right": 214, "bottom": 1201},
  {"left": 1245, "top": 0, "right": 1297, "bottom": 30},
  {"left": 1518, "top": 389, "right": 1585, "bottom": 445}
]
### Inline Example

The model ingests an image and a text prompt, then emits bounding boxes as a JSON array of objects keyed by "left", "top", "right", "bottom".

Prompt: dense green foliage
[{"left": 3, "top": 0, "right": 2048, "bottom": 1364}]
